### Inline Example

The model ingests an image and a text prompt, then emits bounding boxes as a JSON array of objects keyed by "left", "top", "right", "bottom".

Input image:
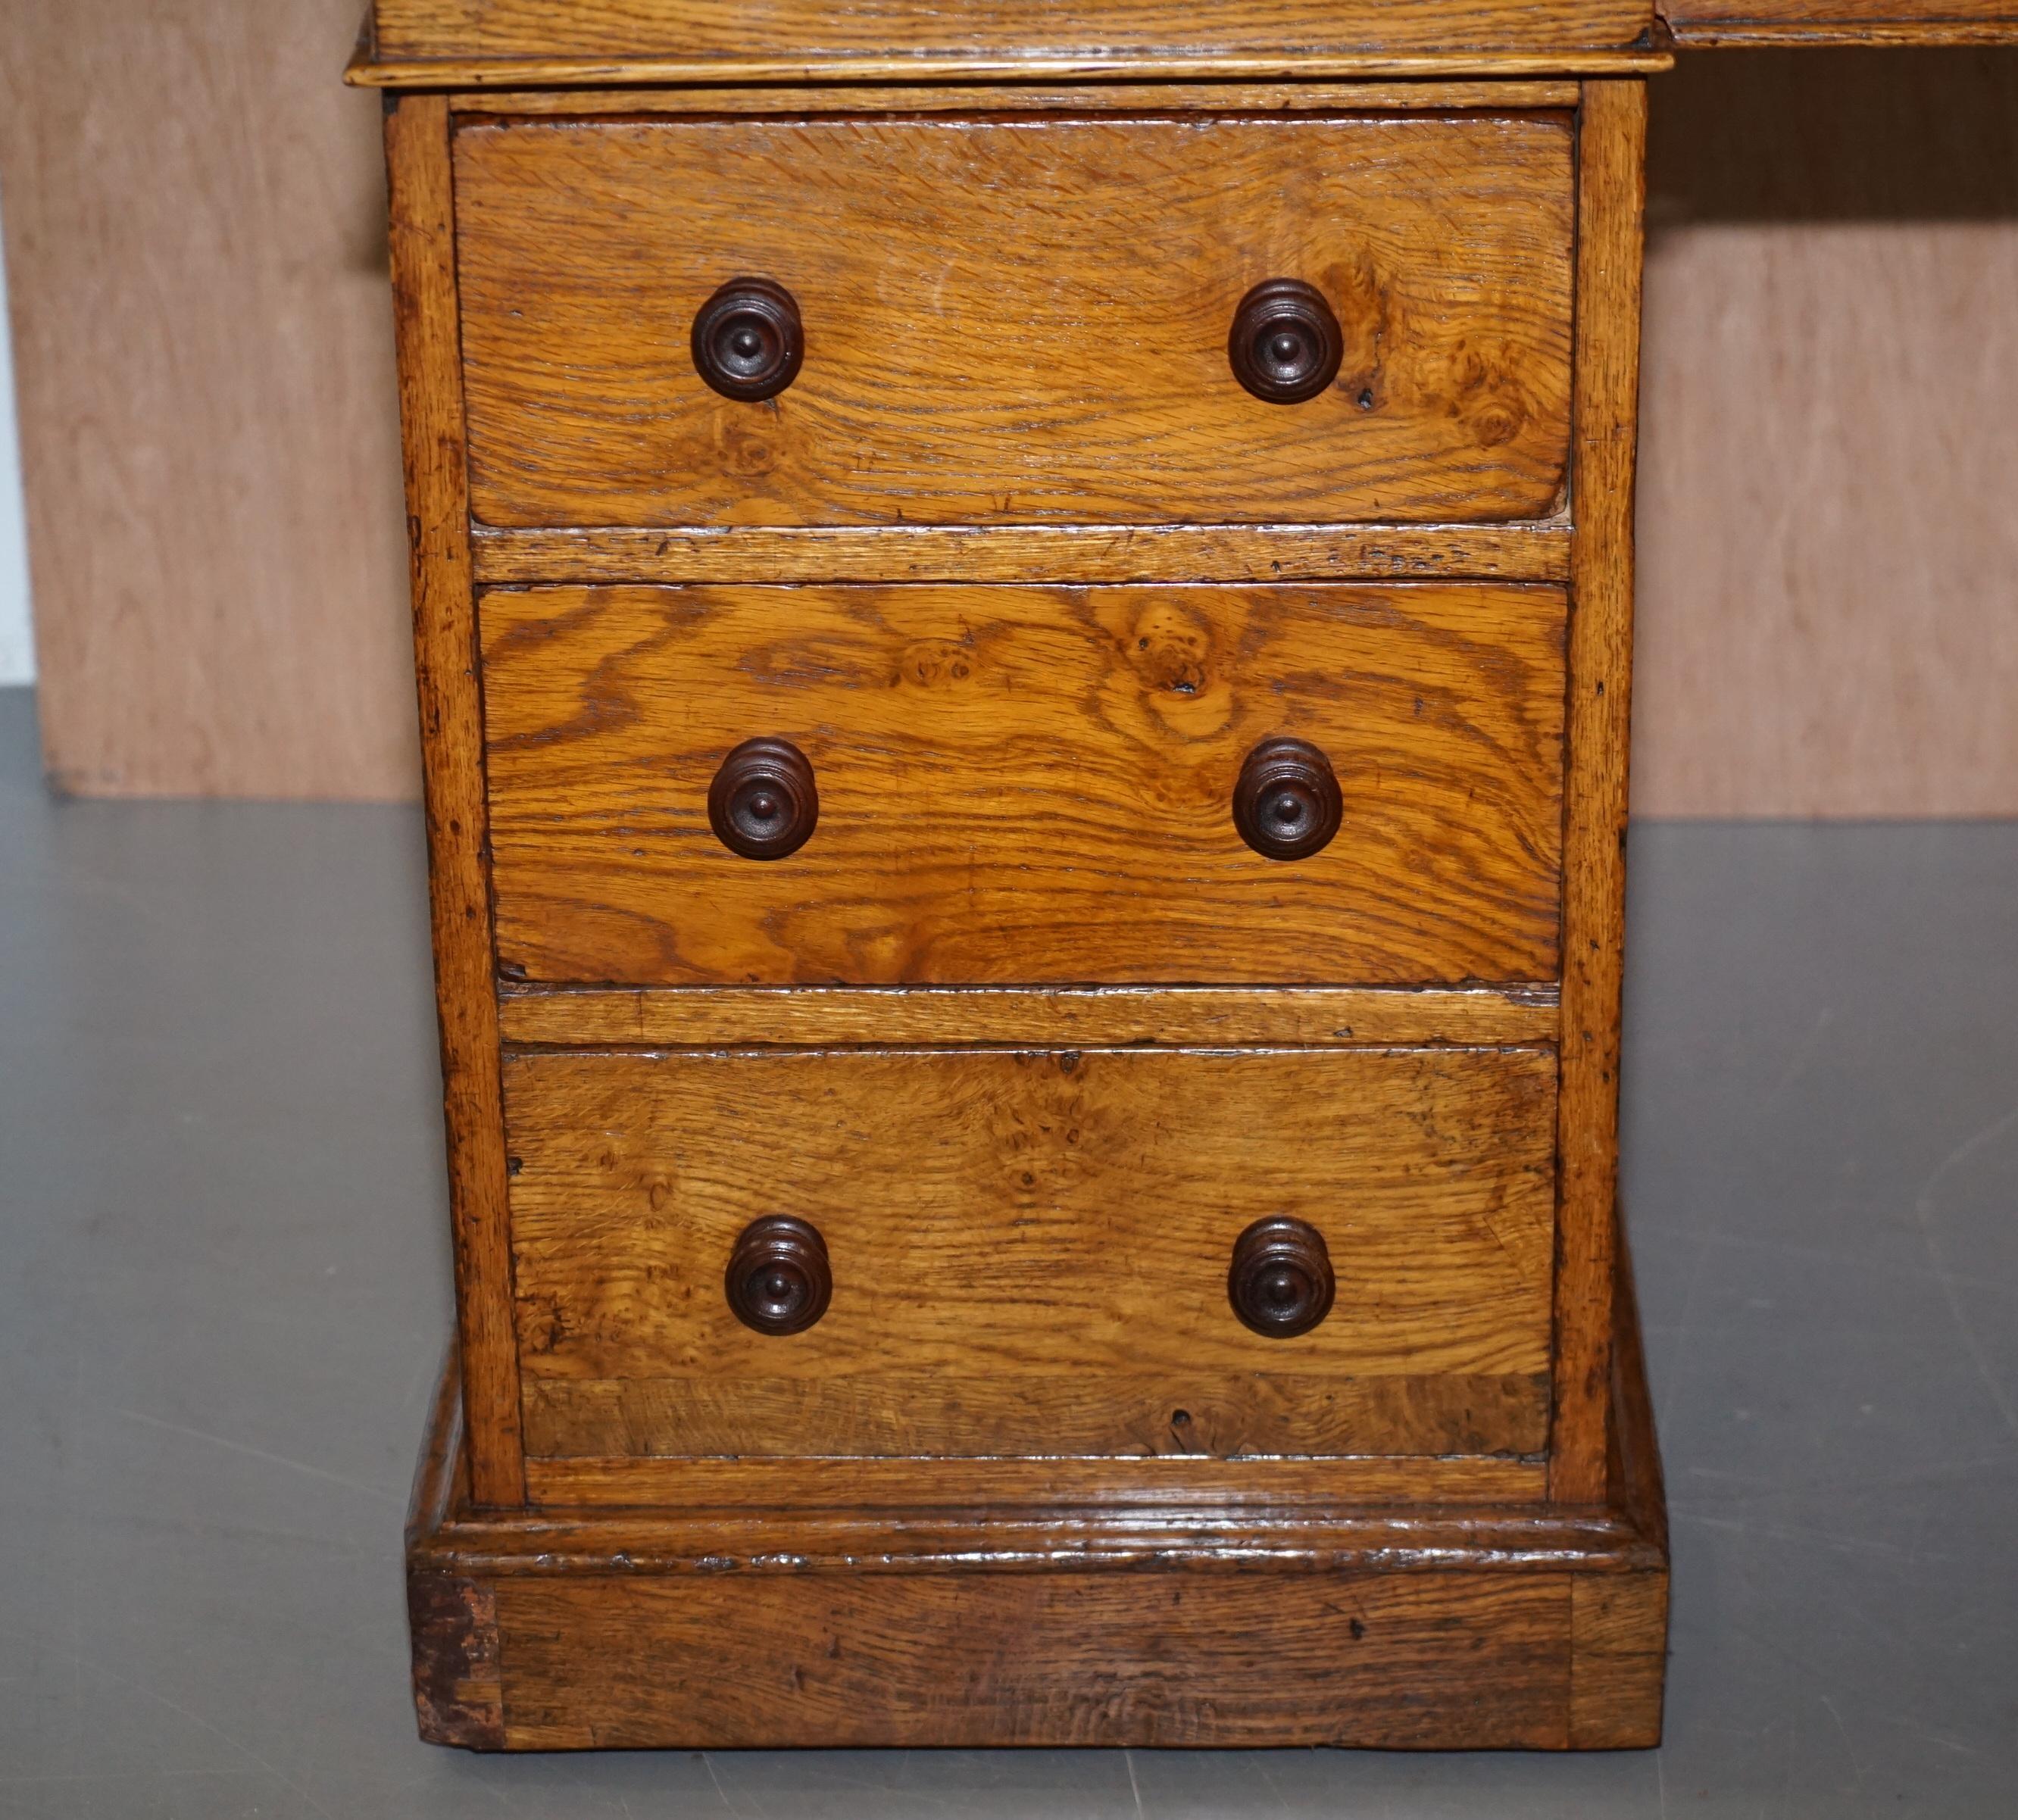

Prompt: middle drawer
[{"left": 481, "top": 581, "right": 1567, "bottom": 986}]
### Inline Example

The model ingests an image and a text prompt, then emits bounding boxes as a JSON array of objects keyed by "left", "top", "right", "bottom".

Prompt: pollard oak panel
[
  {"left": 452, "top": 114, "right": 1574, "bottom": 527},
  {"left": 480, "top": 582, "right": 1567, "bottom": 985},
  {"left": 503, "top": 1045, "right": 1557, "bottom": 1463}
]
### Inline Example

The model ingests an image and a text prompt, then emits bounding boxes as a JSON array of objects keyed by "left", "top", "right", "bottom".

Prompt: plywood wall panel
[
  {"left": 0, "top": 0, "right": 417, "bottom": 798},
  {"left": 1635, "top": 220, "right": 2018, "bottom": 816},
  {"left": 1633, "top": 49, "right": 2018, "bottom": 817}
]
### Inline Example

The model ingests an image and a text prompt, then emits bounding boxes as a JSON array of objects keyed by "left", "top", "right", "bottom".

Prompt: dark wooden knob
[
  {"left": 1229, "top": 1216, "right": 1335, "bottom": 1339},
  {"left": 691, "top": 276, "right": 804, "bottom": 401},
  {"left": 726, "top": 1216, "right": 832, "bottom": 1336},
  {"left": 708, "top": 737, "right": 818, "bottom": 860},
  {"left": 1228, "top": 279, "right": 1343, "bottom": 404},
  {"left": 1232, "top": 737, "right": 1342, "bottom": 861}
]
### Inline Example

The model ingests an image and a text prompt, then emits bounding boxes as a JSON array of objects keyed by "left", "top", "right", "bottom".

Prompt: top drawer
[{"left": 452, "top": 113, "right": 1575, "bottom": 529}]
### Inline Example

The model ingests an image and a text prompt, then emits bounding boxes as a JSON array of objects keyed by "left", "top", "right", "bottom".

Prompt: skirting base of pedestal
[{"left": 406, "top": 1244, "right": 1667, "bottom": 1752}]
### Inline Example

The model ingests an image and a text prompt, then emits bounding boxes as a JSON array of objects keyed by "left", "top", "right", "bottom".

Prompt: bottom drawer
[{"left": 503, "top": 1045, "right": 1557, "bottom": 1466}]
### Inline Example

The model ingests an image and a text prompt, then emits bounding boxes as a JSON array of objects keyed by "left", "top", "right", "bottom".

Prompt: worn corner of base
[{"left": 408, "top": 1570, "right": 507, "bottom": 1750}]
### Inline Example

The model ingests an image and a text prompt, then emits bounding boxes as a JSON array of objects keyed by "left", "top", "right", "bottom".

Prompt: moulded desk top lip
[
  {"left": 345, "top": 48, "right": 1681, "bottom": 89},
  {"left": 345, "top": 0, "right": 1678, "bottom": 88},
  {"left": 346, "top": 0, "right": 2018, "bottom": 87}
]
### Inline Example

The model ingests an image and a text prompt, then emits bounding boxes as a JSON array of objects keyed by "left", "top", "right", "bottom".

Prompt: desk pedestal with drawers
[{"left": 353, "top": 18, "right": 1706, "bottom": 1748}]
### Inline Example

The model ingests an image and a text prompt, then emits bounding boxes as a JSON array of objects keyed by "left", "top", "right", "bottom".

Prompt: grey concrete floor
[{"left": 1, "top": 682, "right": 2013, "bottom": 1818}]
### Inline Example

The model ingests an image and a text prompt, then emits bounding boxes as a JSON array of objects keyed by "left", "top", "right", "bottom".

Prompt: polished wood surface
[
  {"left": 370, "top": 0, "right": 1655, "bottom": 60},
  {"left": 452, "top": 114, "right": 1574, "bottom": 528},
  {"left": 480, "top": 582, "right": 1567, "bottom": 986},
  {"left": 522, "top": 1375, "right": 1548, "bottom": 1467},
  {"left": 497, "top": 983, "right": 1561, "bottom": 1048},
  {"left": 367, "top": 0, "right": 2018, "bottom": 62},
  {"left": 403, "top": 1249, "right": 1667, "bottom": 1749},
  {"left": 363, "top": 53, "right": 1698, "bottom": 1751},
  {"left": 1230, "top": 735, "right": 1345, "bottom": 862},
  {"left": 448, "top": 80, "right": 1590, "bottom": 114},
  {"left": 704, "top": 737, "right": 820, "bottom": 863},
  {"left": 1570, "top": 1210, "right": 1668, "bottom": 1747},
  {"left": 1569, "top": 1571, "right": 1669, "bottom": 1746},
  {"left": 503, "top": 1046, "right": 1557, "bottom": 1462},
  {"left": 523, "top": 1452, "right": 1550, "bottom": 1508},
  {"left": 1226, "top": 278, "right": 1345, "bottom": 405},
  {"left": 689, "top": 276, "right": 805, "bottom": 404},
  {"left": 356, "top": 49, "right": 1676, "bottom": 85},
  {"left": 722, "top": 1215, "right": 833, "bottom": 1336},
  {"left": 499, "top": 1572, "right": 1576, "bottom": 1749},
  {"left": 471, "top": 522, "right": 1574, "bottom": 586},
  {"left": 1226, "top": 1214, "right": 1339, "bottom": 1338},
  {"left": 1551, "top": 80, "right": 1648, "bottom": 1503},
  {"left": 383, "top": 95, "right": 524, "bottom": 1506},
  {"left": 1662, "top": 0, "right": 2018, "bottom": 43}
]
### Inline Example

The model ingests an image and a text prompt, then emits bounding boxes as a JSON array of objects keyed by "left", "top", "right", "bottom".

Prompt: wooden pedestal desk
[{"left": 347, "top": 0, "right": 2016, "bottom": 1752}]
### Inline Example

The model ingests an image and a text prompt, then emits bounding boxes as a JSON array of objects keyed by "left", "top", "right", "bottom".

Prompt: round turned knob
[
  {"left": 1227, "top": 279, "right": 1344, "bottom": 404},
  {"left": 1232, "top": 736, "right": 1342, "bottom": 862},
  {"left": 725, "top": 1216, "right": 832, "bottom": 1336},
  {"left": 708, "top": 737, "right": 818, "bottom": 861},
  {"left": 1229, "top": 1216, "right": 1335, "bottom": 1339},
  {"left": 691, "top": 276, "right": 804, "bottom": 401}
]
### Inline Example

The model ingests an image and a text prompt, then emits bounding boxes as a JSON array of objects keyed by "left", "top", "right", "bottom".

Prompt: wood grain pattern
[
  {"left": 367, "top": 0, "right": 1657, "bottom": 66},
  {"left": 401, "top": 1282, "right": 1667, "bottom": 1749},
  {"left": 523, "top": 1372, "right": 1549, "bottom": 1462},
  {"left": 525, "top": 1453, "right": 1550, "bottom": 1509},
  {"left": 451, "top": 114, "right": 1575, "bottom": 528},
  {"left": 1571, "top": 1231, "right": 1670, "bottom": 1744},
  {"left": 503, "top": 1226, "right": 1667, "bottom": 1517},
  {"left": 356, "top": 49, "right": 1676, "bottom": 86},
  {"left": 385, "top": 95, "right": 525, "bottom": 1507},
  {"left": 449, "top": 80, "right": 1588, "bottom": 114},
  {"left": 432, "top": 1480, "right": 1634, "bottom": 1574},
  {"left": 1635, "top": 52, "right": 2018, "bottom": 817},
  {"left": 407, "top": 1574, "right": 504, "bottom": 1749},
  {"left": 493, "top": 1569, "right": 1576, "bottom": 1749},
  {"left": 419, "top": 1212, "right": 1667, "bottom": 1546},
  {"left": 470, "top": 523, "right": 1574, "bottom": 587},
  {"left": 1551, "top": 80, "right": 1647, "bottom": 1504},
  {"left": 480, "top": 582, "right": 1567, "bottom": 987},
  {"left": 497, "top": 983, "right": 1560, "bottom": 1048},
  {"left": 1660, "top": 0, "right": 2018, "bottom": 43},
  {"left": 403, "top": 1353, "right": 505, "bottom": 1749},
  {"left": 426, "top": 1456, "right": 1618, "bottom": 1564},
  {"left": 504, "top": 1046, "right": 1557, "bottom": 1462},
  {"left": 1609, "top": 1206, "right": 1669, "bottom": 1548},
  {"left": 1569, "top": 1570, "right": 1668, "bottom": 1745},
  {"left": 0, "top": 0, "right": 413, "bottom": 798}
]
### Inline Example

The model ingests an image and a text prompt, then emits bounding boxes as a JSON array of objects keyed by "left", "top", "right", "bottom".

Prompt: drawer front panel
[
  {"left": 453, "top": 114, "right": 1573, "bottom": 528},
  {"left": 505, "top": 1046, "right": 1558, "bottom": 1463},
  {"left": 481, "top": 582, "right": 1566, "bottom": 986}
]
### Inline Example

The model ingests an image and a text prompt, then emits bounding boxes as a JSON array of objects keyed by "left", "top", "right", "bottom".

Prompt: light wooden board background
[
  {"left": 0, "top": 0, "right": 415, "bottom": 799},
  {"left": 1638, "top": 50, "right": 2018, "bottom": 817},
  {"left": 0, "top": 16, "right": 2012, "bottom": 813}
]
